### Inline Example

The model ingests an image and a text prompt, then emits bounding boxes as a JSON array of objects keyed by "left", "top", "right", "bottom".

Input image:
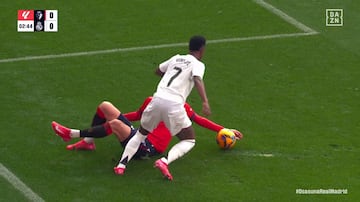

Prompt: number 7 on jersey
[{"left": 167, "top": 67, "right": 182, "bottom": 87}]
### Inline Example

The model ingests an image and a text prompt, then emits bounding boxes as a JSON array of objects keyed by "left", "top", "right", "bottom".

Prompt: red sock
[
  {"left": 91, "top": 107, "right": 106, "bottom": 126},
  {"left": 104, "top": 122, "right": 113, "bottom": 135},
  {"left": 97, "top": 107, "right": 105, "bottom": 118}
]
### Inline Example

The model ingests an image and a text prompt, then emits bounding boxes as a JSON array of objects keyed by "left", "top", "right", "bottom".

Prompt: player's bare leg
[
  {"left": 98, "top": 101, "right": 121, "bottom": 121},
  {"left": 65, "top": 102, "right": 112, "bottom": 149},
  {"left": 109, "top": 119, "right": 132, "bottom": 142},
  {"left": 66, "top": 101, "right": 132, "bottom": 150}
]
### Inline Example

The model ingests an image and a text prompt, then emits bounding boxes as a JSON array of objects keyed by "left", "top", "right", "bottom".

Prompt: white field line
[
  {"left": 0, "top": 1, "right": 318, "bottom": 64},
  {"left": 0, "top": 163, "right": 45, "bottom": 202},
  {"left": 253, "top": 0, "right": 318, "bottom": 34},
  {"left": 240, "top": 151, "right": 275, "bottom": 157},
  {"left": 0, "top": 32, "right": 316, "bottom": 64}
]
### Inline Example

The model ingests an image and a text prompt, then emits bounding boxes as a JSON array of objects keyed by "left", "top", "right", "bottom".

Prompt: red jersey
[{"left": 123, "top": 97, "right": 223, "bottom": 153}]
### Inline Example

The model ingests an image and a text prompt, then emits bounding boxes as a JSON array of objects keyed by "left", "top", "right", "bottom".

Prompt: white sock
[
  {"left": 160, "top": 157, "right": 168, "bottom": 165},
  {"left": 117, "top": 131, "right": 146, "bottom": 168},
  {"left": 167, "top": 139, "right": 195, "bottom": 165},
  {"left": 83, "top": 137, "right": 94, "bottom": 143},
  {"left": 70, "top": 129, "right": 80, "bottom": 138}
]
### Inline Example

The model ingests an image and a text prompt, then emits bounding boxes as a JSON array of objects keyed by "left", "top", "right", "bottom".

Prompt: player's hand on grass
[{"left": 231, "top": 129, "right": 243, "bottom": 140}]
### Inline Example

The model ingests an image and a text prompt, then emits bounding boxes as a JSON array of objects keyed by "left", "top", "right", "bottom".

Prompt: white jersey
[{"left": 154, "top": 54, "right": 205, "bottom": 104}]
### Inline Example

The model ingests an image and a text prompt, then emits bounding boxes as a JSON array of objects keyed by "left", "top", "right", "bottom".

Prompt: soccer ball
[{"left": 216, "top": 128, "right": 236, "bottom": 150}]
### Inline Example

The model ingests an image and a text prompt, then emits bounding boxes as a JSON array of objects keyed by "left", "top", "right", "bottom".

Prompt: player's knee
[
  {"left": 99, "top": 101, "right": 121, "bottom": 117},
  {"left": 176, "top": 126, "right": 195, "bottom": 140},
  {"left": 108, "top": 119, "right": 116, "bottom": 127},
  {"left": 109, "top": 120, "right": 122, "bottom": 131},
  {"left": 99, "top": 101, "right": 112, "bottom": 110},
  {"left": 109, "top": 119, "right": 131, "bottom": 141},
  {"left": 108, "top": 120, "right": 118, "bottom": 134}
]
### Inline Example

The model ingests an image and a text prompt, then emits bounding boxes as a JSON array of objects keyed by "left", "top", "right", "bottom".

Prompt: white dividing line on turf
[
  {"left": 253, "top": 0, "right": 318, "bottom": 34},
  {"left": 0, "top": 163, "right": 45, "bottom": 202},
  {"left": 253, "top": 153, "right": 274, "bottom": 157},
  {"left": 240, "top": 151, "right": 274, "bottom": 158},
  {"left": 0, "top": 32, "right": 316, "bottom": 64}
]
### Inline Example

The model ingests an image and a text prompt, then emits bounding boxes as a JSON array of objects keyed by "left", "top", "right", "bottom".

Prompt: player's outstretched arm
[
  {"left": 192, "top": 113, "right": 243, "bottom": 140},
  {"left": 123, "top": 111, "right": 140, "bottom": 122},
  {"left": 194, "top": 76, "right": 211, "bottom": 116},
  {"left": 192, "top": 112, "right": 222, "bottom": 132}
]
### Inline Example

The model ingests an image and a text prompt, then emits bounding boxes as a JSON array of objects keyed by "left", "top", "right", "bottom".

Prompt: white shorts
[{"left": 140, "top": 96, "right": 192, "bottom": 136}]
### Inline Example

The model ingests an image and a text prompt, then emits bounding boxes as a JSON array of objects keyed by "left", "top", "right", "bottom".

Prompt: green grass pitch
[{"left": 1, "top": 0, "right": 359, "bottom": 201}]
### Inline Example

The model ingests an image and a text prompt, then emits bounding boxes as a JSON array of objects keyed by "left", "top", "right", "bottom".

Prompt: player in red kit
[{"left": 51, "top": 96, "right": 243, "bottom": 159}]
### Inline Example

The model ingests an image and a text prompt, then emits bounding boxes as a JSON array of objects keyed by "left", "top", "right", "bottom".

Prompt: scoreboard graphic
[{"left": 17, "top": 10, "right": 58, "bottom": 32}]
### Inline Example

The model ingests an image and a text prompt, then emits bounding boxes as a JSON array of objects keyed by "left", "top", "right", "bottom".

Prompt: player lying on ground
[{"left": 51, "top": 96, "right": 243, "bottom": 160}]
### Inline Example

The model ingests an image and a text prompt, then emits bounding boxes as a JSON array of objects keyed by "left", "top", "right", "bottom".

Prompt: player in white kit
[{"left": 114, "top": 36, "right": 210, "bottom": 180}]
